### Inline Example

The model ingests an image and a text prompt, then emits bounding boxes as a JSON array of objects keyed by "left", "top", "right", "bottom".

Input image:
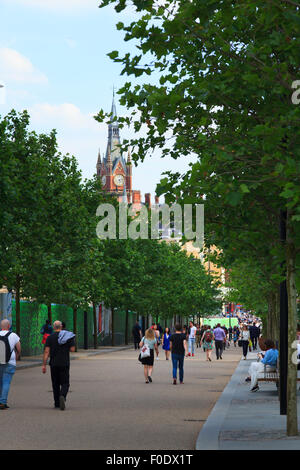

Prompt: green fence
[
  {"left": 202, "top": 317, "right": 239, "bottom": 329},
  {"left": 11, "top": 300, "right": 136, "bottom": 356}
]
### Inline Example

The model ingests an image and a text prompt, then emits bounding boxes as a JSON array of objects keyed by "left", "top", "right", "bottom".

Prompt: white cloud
[
  {"left": 3, "top": 0, "right": 98, "bottom": 11},
  {"left": 30, "top": 102, "right": 100, "bottom": 131},
  {"left": 0, "top": 47, "right": 48, "bottom": 84},
  {"left": 29, "top": 102, "right": 106, "bottom": 178}
]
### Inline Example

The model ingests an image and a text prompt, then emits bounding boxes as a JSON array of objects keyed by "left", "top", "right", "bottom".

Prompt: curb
[
  {"left": 16, "top": 345, "right": 133, "bottom": 370},
  {"left": 195, "top": 358, "right": 249, "bottom": 450}
]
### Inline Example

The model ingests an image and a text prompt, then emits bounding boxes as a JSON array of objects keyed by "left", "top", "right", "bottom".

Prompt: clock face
[
  {"left": 101, "top": 175, "right": 106, "bottom": 186},
  {"left": 114, "top": 174, "right": 124, "bottom": 186}
]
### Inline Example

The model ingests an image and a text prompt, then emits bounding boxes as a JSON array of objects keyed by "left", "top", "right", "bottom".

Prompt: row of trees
[
  {"left": 0, "top": 110, "right": 220, "bottom": 348},
  {"left": 98, "top": 0, "right": 300, "bottom": 434}
]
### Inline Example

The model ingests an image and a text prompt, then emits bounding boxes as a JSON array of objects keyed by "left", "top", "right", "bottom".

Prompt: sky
[{"left": 0, "top": 0, "right": 197, "bottom": 201}]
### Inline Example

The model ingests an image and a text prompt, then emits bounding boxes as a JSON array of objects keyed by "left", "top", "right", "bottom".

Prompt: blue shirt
[
  {"left": 213, "top": 327, "right": 225, "bottom": 341},
  {"left": 261, "top": 348, "right": 278, "bottom": 366}
]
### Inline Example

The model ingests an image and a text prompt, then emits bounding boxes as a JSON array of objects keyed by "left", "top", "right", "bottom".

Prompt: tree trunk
[
  {"left": 267, "top": 294, "right": 273, "bottom": 339},
  {"left": 73, "top": 308, "right": 78, "bottom": 352},
  {"left": 111, "top": 306, "right": 115, "bottom": 347},
  {"left": 15, "top": 274, "right": 21, "bottom": 338},
  {"left": 125, "top": 309, "right": 129, "bottom": 345},
  {"left": 15, "top": 274, "right": 21, "bottom": 359},
  {"left": 93, "top": 302, "right": 98, "bottom": 349},
  {"left": 47, "top": 303, "right": 52, "bottom": 324},
  {"left": 286, "top": 214, "right": 298, "bottom": 436}
]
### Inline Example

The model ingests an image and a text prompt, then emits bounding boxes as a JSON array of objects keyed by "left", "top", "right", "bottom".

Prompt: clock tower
[{"left": 97, "top": 92, "right": 132, "bottom": 203}]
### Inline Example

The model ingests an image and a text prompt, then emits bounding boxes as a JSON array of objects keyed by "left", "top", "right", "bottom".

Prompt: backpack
[
  {"left": 0, "top": 332, "right": 13, "bottom": 365},
  {"left": 204, "top": 330, "right": 213, "bottom": 342}
]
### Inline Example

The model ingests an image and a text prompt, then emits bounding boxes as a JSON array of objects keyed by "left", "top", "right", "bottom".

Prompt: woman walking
[
  {"left": 162, "top": 327, "right": 171, "bottom": 360},
  {"left": 241, "top": 324, "right": 250, "bottom": 359},
  {"left": 139, "top": 328, "right": 159, "bottom": 383},
  {"left": 200, "top": 325, "right": 214, "bottom": 361}
]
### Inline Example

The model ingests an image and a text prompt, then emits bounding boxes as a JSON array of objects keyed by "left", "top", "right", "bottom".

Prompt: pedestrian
[
  {"left": 213, "top": 323, "right": 226, "bottom": 360},
  {"left": 139, "top": 328, "right": 159, "bottom": 383},
  {"left": 195, "top": 324, "right": 201, "bottom": 349},
  {"left": 132, "top": 321, "right": 142, "bottom": 350},
  {"left": 228, "top": 326, "right": 233, "bottom": 345},
  {"left": 170, "top": 324, "right": 188, "bottom": 385},
  {"left": 187, "top": 321, "right": 197, "bottom": 357},
  {"left": 162, "top": 327, "right": 171, "bottom": 360},
  {"left": 245, "top": 339, "right": 278, "bottom": 392},
  {"left": 40, "top": 318, "right": 53, "bottom": 345},
  {"left": 151, "top": 323, "right": 160, "bottom": 359},
  {"left": 241, "top": 324, "right": 250, "bottom": 359},
  {"left": 0, "top": 319, "right": 21, "bottom": 410},
  {"left": 233, "top": 326, "right": 240, "bottom": 347},
  {"left": 221, "top": 325, "right": 228, "bottom": 351},
  {"left": 249, "top": 322, "right": 260, "bottom": 350},
  {"left": 42, "top": 320, "right": 75, "bottom": 410},
  {"left": 200, "top": 325, "right": 214, "bottom": 361}
]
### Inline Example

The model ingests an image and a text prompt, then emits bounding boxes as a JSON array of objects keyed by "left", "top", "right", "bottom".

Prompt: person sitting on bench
[{"left": 245, "top": 339, "right": 278, "bottom": 392}]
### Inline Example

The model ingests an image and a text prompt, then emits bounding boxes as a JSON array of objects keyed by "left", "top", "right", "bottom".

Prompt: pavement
[
  {"left": 196, "top": 351, "right": 300, "bottom": 450},
  {"left": 1, "top": 344, "right": 241, "bottom": 450},
  {"left": 16, "top": 346, "right": 133, "bottom": 370}
]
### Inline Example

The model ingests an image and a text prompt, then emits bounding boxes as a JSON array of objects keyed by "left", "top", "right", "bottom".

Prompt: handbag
[
  {"left": 238, "top": 339, "right": 243, "bottom": 347},
  {"left": 140, "top": 343, "right": 150, "bottom": 359}
]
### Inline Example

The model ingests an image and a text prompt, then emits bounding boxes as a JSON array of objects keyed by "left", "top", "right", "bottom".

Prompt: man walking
[
  {"left": 170, "top": 324, "right": 188, "bottom": 385},
  {"left": 187, "top": 321, "right": 197, "bottom": 357},
  {"left": 42, "top": 320, "right": 75, "bottom": 410},
  {"left": 213, "top": 323, "right": 226, "bottom": 360},
  {"left": 0, "top": 319, "right": 21, "bottom": 410},
  {"left": 249, "top": 322, "right": 260, "bottom": 350},
  {"left": 132, "top": 321, "right": 142, "bottom": 350}
]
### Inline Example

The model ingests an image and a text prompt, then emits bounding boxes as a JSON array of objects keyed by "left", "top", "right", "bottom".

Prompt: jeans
[
  {"left": 172, "top": 353, "right": 184, "bottom": 382},
  {"left": 215, "top": 340, "right": 223, "bottom": 359},
  {"left": 188, "top": 337, "right": 195, "bottom": 354},
  {"left": 0, "top": 363, "right": 16, "bottom": 404},
  {"left": 50, "top": 366, "right": 70, "bottom": 407}
]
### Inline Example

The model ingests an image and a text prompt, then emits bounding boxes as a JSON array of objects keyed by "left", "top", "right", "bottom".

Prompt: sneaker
[
  {"left": 59, "top": 395, "right": 66, "bottom": 410},
  {"left": 188, "top": 353, "right": 191, "bottom": 357},
  {"left": 220, "top": 356, "right": 222, "bottom": 360},
  {"left": 180, "top": 381, "right": 184, "bottom": 384},
  {"left": 148, "top": 376, "right": 152, "bottom": 383},
  {"left": 173, "top": 379, "right": 177, "bottom": 385},
  {"left": 0, "top": 404, "right": 6, "bottom": 410},
  {"left": 250, "top": 385, "right": 259, "bottom": 392},
  {"left": 245, "top": 377, "right": 251, "bottom": 382},
  {"left": 192, "top": 354, "right": 195, "bottom": 357}
]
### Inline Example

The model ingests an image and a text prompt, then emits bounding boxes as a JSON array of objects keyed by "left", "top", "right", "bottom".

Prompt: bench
[{"left": 257, "top": 361, "right": 300, "bottom": 388}]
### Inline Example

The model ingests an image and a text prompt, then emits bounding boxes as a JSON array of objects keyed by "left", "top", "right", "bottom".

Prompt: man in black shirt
[
  {"left": 132, "top": 321, "right": 142, "bottom": 350},
  {"left": 249, "top": 322, "right": 260, "bottom": 350},
  {"left": 43, "top": 321, "right": 75, "bottom": 410},
  {"left": 169, "top": 324, "right": 188, "bottom": 385}
]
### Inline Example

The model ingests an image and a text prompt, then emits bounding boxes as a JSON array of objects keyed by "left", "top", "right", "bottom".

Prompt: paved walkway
[
  {"left": 196, "top": 352, "right": 300, "bottom": 450},
  {"left": 2, "top": 344, "right": 241, "bottom": 450},
  {"left": 16, "top": 346, "right": 132, "bottom": 370}
]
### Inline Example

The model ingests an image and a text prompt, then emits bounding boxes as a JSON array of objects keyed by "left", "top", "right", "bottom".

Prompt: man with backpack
[
  {"left": 42, "top": 320, "right": 75, "bottom": 410},
  {"left": 0, "top": 319, "right": 21, "bottom": 410}
]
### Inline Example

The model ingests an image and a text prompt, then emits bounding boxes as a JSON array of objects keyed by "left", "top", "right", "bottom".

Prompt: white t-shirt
[
  {"left": 189, "top": 326, "right": 197, "bottom": 339},
  {"left": 0, "top": 331, "right": 20, "bottom": 366}
]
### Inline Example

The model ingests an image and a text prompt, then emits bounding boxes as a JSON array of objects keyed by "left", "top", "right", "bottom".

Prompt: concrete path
[
  {"left": 196, "top": 352, "right": 300, "bottom": 450},
  {"left": 2, "top": 344, "right": 241, "bottom": 450}
]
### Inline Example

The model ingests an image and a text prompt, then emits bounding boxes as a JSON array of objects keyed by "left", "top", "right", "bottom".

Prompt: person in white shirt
[
  {"left": 241, "top": 324, "right": 250, "bottom": 359},
  {"left": 0, "top": 319, "right": 21, "bottom": 409},
  {"left": 187, "top": 321, "right": 197, "bottom": 357}
]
